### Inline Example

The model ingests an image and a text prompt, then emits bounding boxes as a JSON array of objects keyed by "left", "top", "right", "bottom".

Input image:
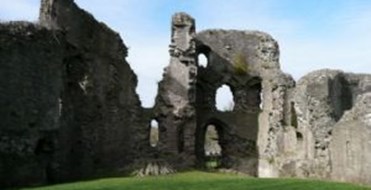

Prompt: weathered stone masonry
[
  {"left": 1, "top": 0, "right": 143, "bottom": 187},
  {"left": 1, "top": 0, "right": 371, "bottom": 188}
]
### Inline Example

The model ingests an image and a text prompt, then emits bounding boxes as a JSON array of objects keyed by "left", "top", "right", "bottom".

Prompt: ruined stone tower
[
  {"left": 153, "top": 13, "right": 197, "bottom": 168},
  {"left": 151, "top": 13, "right": 296, "bottom": 177}
]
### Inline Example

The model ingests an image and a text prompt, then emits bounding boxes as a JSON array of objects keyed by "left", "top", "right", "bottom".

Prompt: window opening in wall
[
  {"left": 204, "top": 124, "right": 222, "bottom": 169},
  {"left": 149, "top": 119, "right": 159, "bottom": 147},
  {"left": 295, "top": 131, "right": 305, "bottom": 158},
  {"left": 291, "top": 102, "right": 298, "bottom": 128},
  {"left": 216, "top": 85, "right": 234, "bottom": 111},
  {"left": 296, "top": 131, "right": 303, "bottom": 149},
  {"left": 296, "top": 132, "right": 303, "bottom": 141},
  {"left": 198, "top": 53, "right": 208, "bottom": 67}
]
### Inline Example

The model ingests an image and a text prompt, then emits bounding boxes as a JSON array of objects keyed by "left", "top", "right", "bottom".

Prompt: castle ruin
[{"left": 1, "top": 0, "right": 371, "bottom": 188}]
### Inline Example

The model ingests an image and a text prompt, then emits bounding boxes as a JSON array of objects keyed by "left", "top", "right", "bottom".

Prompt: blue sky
[{"left": 1, "top": 0, "right": 371, "bottom": 107}]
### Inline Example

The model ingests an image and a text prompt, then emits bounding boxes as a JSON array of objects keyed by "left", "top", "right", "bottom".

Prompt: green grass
[
  {"left": 205, "top": 160, "right": 219, "bottom": 169},
  {"left": 22, "top": 171, "right": 370, "bottom": 190}
]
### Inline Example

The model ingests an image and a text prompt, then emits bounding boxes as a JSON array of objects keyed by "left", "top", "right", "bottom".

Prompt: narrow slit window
[{"left": 149, "top": 119, "right": 159, "bottom": 147}]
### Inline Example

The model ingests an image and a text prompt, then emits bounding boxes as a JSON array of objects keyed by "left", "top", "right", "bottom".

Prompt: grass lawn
[{"left": 22, "top": 171, "right": 371, "bottom": 190}]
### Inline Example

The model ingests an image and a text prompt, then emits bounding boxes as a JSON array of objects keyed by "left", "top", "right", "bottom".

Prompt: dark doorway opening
[
  {"left": 196, "top": 119, "right": 227, "bottom": 169},
  {"left": 204, "top": 124, "right": 222, "bottom": 168}
]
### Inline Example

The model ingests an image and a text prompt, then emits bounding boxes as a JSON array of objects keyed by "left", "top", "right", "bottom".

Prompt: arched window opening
[
  {"left": 204, "top": 124, "right": 222, "bottom": 168},
  {"left": 216, "top": 85, "right": 234, "bottom": 111},
  {"left": 291, "top": 102, "right": 298, "bottom": 128},
  {"left": 149, "top": 119, "right": 159, "bottom": 147},
  {"left": 198, "top": 53, "right": 208, "bottom": 67}
]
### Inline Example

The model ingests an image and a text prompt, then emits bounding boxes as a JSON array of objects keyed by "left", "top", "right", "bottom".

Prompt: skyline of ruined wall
[{"left": 2, "top": 0, "right": 371, "bottom": 108}]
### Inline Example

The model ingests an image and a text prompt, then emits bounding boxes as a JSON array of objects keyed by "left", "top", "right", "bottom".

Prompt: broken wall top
[{"left": 196, "top": 30, "right": 280, "bottom": 79}]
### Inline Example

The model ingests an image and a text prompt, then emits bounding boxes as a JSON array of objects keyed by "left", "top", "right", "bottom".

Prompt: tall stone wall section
[
  {"left": 153, "top": 13, "right": 197, "bottom": 168},
  {"left": 193, "top": 30, "right": 294, "bottom": 176},
  {"left": 0, "top": 22, "right": 66, "bottom": 187},
  {"left": 257, "top": 71, "right": 296, "bottom": 178},
  {"left": 0, "top": 0, "right": 143, "bottom": 188},
  {"left": 39, "top": 0, "right": 143, "bottom": 181},
  {"left": 330, "top": 92, "right": 371, "bottom": 185},
  {"left": 284, "top": 70, "right": 371, "bottom": 185}
]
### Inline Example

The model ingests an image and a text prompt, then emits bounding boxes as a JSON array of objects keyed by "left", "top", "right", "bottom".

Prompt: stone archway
[{"left": 195, "top": 118, "right": 229, "bottom": 169}]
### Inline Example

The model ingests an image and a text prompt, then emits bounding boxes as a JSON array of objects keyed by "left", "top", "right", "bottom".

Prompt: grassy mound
[{"left": 23, "top": 171, "right": 370, "bottom": 190}]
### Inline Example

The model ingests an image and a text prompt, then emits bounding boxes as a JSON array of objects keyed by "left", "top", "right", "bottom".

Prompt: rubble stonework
[
  {"left": 330, "top": 92, "right": 371, "bottom": 184},
  {"left": 194, "top": 30, "right": 292, "bottom": 176},
  {"left": 1, "top": 0, "right": 371, "bottom": 188},
  {"left": 1, "top": 0, "right": 143, "bottom": 187},
  {"left": 290, "top": 70, "right": 371, "bottom": 182},
  {"left": 152, "top": 12, "right": 198, "bottom": 169}
]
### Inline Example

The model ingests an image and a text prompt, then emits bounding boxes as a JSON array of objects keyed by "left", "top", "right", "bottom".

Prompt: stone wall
[
  {"left": 39, "top": 0, "right": 143, "bottom": 182},
  {"left": 0, "top": 0, "right": 143, "bottom": 188},
  {"left": 279, "top": 69, "right": 371, "bottom": 183},
  {"left": 153, "top": 12, "right": 197, "bottom": 169},
  {"left": 330, "top": 92, "right": 371, "bottom": 185},
  {"left": 194, "top": 30, "right": 292, "bottom": 176},
  {"left": 0, "top": 22, "right": 66, "bottom": 187}
]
